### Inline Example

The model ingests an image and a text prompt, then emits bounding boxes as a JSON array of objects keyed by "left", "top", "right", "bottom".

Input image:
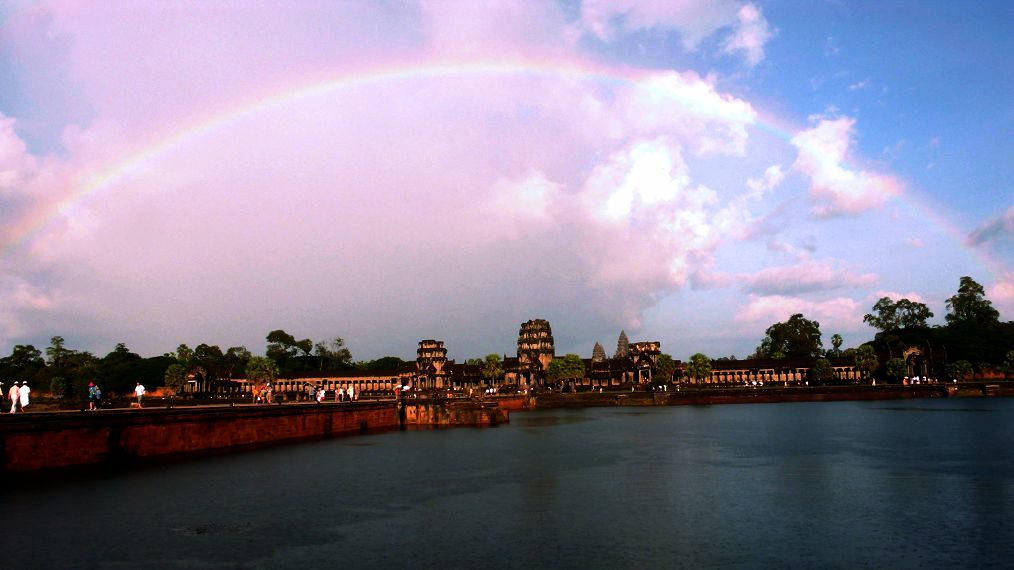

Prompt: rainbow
[{"left": 1, "top": 56, "right": 1003, "bottom": 280}]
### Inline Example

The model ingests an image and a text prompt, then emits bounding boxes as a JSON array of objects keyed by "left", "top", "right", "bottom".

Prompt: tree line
[
  {"left": 2, "top": 276, "right": 1011, "bottom": 397},
  {"left": 0, "top": 330, "right": 406, "bottom": 399}
]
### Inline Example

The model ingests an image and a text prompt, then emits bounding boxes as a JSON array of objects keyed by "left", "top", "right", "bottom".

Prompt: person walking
[
  {"left": 347, "top": 385, "right": 355, "bottom": 403},
  {"left": 8, "top": 381, "right": 20, "bottom": 413},
  {"left": 316, "top": 386, "right": 325, "bottom": 403},
  {"left": 18, "top": 381, "right": 30, "bottom": 412},
  {"left": 88, "top": 382, "right": 102, "bottom": 411},
  {"left": 134, "top": 382, "right": 146, "bottom": 408}
]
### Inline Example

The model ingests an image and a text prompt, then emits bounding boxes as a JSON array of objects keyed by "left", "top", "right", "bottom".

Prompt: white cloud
[
  {"left": 848, "top": 77, "right": 872, "bottom": 91},
  {"left": 578, "top": 0, "right": 772, "bottom": 65},
  {"left": 721, "top": 3, "right": 773, "bottom": 67},
  {"left": 791, "top": 115, "right": 903, "bottom": 217},
  {"left": 746, "top": 164, "right": 784, "bottom": 198}
]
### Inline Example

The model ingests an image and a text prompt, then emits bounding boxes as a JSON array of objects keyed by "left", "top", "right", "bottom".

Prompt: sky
[{"left": 0, "top": 0, "right": 1011, "bottom": 363}]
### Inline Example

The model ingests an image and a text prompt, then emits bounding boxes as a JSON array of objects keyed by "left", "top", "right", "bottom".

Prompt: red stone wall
[{"left": 1, "top": 404, "right": 399, "bottom": 474}]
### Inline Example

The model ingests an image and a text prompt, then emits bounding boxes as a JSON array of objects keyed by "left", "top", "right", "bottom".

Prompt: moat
[{"left": 4, "top": 398, "right": 1012, "bottom": 569}]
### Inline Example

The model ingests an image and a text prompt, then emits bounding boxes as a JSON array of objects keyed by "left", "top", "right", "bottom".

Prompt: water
[{"left": 3, "top": 398, "right": 1013, "bottom": 569}]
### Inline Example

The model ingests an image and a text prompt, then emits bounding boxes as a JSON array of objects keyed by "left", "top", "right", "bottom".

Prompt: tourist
[
  {"left": 19, "top": 380, "right": 31, "bottom": 412},
  {"left": 316, "top": 387, "right": 325, "bottom": 403},
  {"left": 135, "top": 382, "right": 146, "bottom": 407},
  {"left": 88, "top": 382, "right": 101, "bottom": 411},
  {"left": 265, "top": 382, "right": 273, "bottom": 404},
  {"left": 9, "top": 381, "right": 20, "bottom": 413},
  {"left": 348, "top": 385, "right": 355, "bottom": 402}
]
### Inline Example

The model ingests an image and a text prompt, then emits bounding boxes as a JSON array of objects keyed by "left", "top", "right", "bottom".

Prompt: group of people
[
  {"left": 5, "top": 381, "right": 30, "bottom": 413},
  {"left": 252, "top": 382, "right": 274, "bottom": 404}
]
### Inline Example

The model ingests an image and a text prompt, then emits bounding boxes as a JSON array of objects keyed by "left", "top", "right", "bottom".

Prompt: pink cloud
[
  {"left": 871, "top": 291, "right": 929, "bottom": 304},
  {"left": 988, "top": 272, "right": 1014, "bottom": 320},
  {"left": 791, "top": 116, "right": 903, "bottom": 217},
  {"left": 740, "top": 257, "right": 877, "bottom": 295},
  {"left": 735, "top": 294, "right": 864, "bottom": 331}
]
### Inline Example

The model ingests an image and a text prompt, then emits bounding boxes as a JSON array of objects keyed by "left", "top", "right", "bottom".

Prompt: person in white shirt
[
  {"left": 18, "top": 381, "right": 30, "bottom": 411},
  {"left": 135, "top": 382, "right": 146, "bottom": 407},
  {"left": 9, "top": 381, "right": 21, "bottom": 413}
]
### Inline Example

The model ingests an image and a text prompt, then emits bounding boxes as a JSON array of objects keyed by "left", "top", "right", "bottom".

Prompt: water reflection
[{"left": 2, "top": 398, "right": 1012, "bottom": 569}]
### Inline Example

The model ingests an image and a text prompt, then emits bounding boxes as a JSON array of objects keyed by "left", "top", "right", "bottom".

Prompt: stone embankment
[{"left": 0, "top": 400, "right": 507, "bottom": 475}]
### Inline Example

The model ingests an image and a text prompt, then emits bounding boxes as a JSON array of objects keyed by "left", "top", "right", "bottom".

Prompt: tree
[
  {"left": 810, "top": 358, "right": 834, "bottom": 384},
  {"left": 463, "top": 358, "right": 482, "bottom": 366},
  {"left": 831, "top": 334, "right": 843, "bottom": 356},
  {"left": 313, "top": 337, "right": 352, "bottom": 371},
  {"left": 756, "top": 314, "right": 823, "bottom": 358},
  {"left": 356, "top": 356, "right": 407, "bottom": 372},
  {"left": 49, "top": 376, "right": 67, "bottom": 398},
  {"left": 864, "top": 297, "right": 934, "bottom": 332},
  {"left": 482, "top": 354, "right": 504, "bottom": 386},
  {"left": 1002, "top": 350, "right": 1014, "bottom": 380},
  {"left": 223, "top": 346, "right": 252, "bottom": 378},
  {"left": 945, "top": 360, "right": 973, "bottom": 381},
  {"left": 246, "top": 356, "right": 279, "bottom": 385},
  {"left": 164, "top": 364, "right": 188, "bottom": 396},
  {"left": 592, "top": 342, "right": 606, "bottom": 362},
  {"left": 686, "top": 353, "right": 712, "bottom": 384},
  {"left": 266, "top": 329, "right": 313, "bottom": 362},
  {"left": 176, "top": 344, "right": 194, "bottom": 364},
  {"left": 614, "top": 330, "right": 630, "bottom": 359},
  {"left": 46, "top": 336, "right": 75, "bottom": 368},
  {"left": 546, "top": 354, "right": 585, "bottom": 385},
  {"left": 654, "top": 354, "right": 677, "bottom": 384},
  {"left": 885, "top": 358, "right": 906, "bottom": 382},
  {"left": 854, "top": 345, "right": 879, "bottom": 381},
  {"left": 946, "top": 276, "right": 1000, "bottom": 328}
]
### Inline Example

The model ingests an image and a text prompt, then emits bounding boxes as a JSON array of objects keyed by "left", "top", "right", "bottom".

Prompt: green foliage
[
  {"left": 245, "top": 356, "right": 279, "bottom": 384},
  {"left": 830, "top": 334, "right": 843, "bottom": 356},
  {"left": 946, "top": 276, "right": 1000, "bottom": 328},
  {"left": 49, "top": 376, "right": 67, "bottom": 398},
  {"left": 654, "top": 354, "right": 677, "bottom": 384},
  {"left": 482, "top": 354, "right": 504, "bottom": 384},
  {"left": 756, "top": 314, "right": 823, "bottom": 358},
  {"left": 686, "top": 353, "right": 712, "bottom": 383},
  {"left": 863, "top": 297, "right": 934, "bottom": 332},
  {"left": 266, "top": 329, "right": 313, "bottom": 364},
  {"left": 313, "top": 337, "right": 353, "bottom": 372},
  {"left": 164, "top": 364, "right": 187, "bottom": 395},
  {"left": 356, "top": 356, "right": 406, "bottom": 372},
  {"left": 854, "top": 345, "right": 879, "bottom": 380},
  {"left": 1002, "top": 350, "right": 1014, "bottom": 379},
  {"left": 546, "top": 354, "right": 585, "bottom": 383},
  {"left": 463, "top": 358, "right": 482, "bottom": 366},
  {"left": 810, "top": 358, "right": 835, "bottom": 384},
  {"left": 945, "top": 360, "right": 973, "bottom": 381},
  {"left": 885, "top": 357, "right": 906, "bottom": 382}
]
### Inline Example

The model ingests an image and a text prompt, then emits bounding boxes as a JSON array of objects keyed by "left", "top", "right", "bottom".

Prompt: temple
[{"left": 200, "top": 318, "right": 864, "bottom": 397}]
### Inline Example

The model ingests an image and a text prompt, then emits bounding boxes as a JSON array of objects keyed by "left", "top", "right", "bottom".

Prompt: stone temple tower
[{"left": 517, "top": 319, "right": 555, "bottom": 375}]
